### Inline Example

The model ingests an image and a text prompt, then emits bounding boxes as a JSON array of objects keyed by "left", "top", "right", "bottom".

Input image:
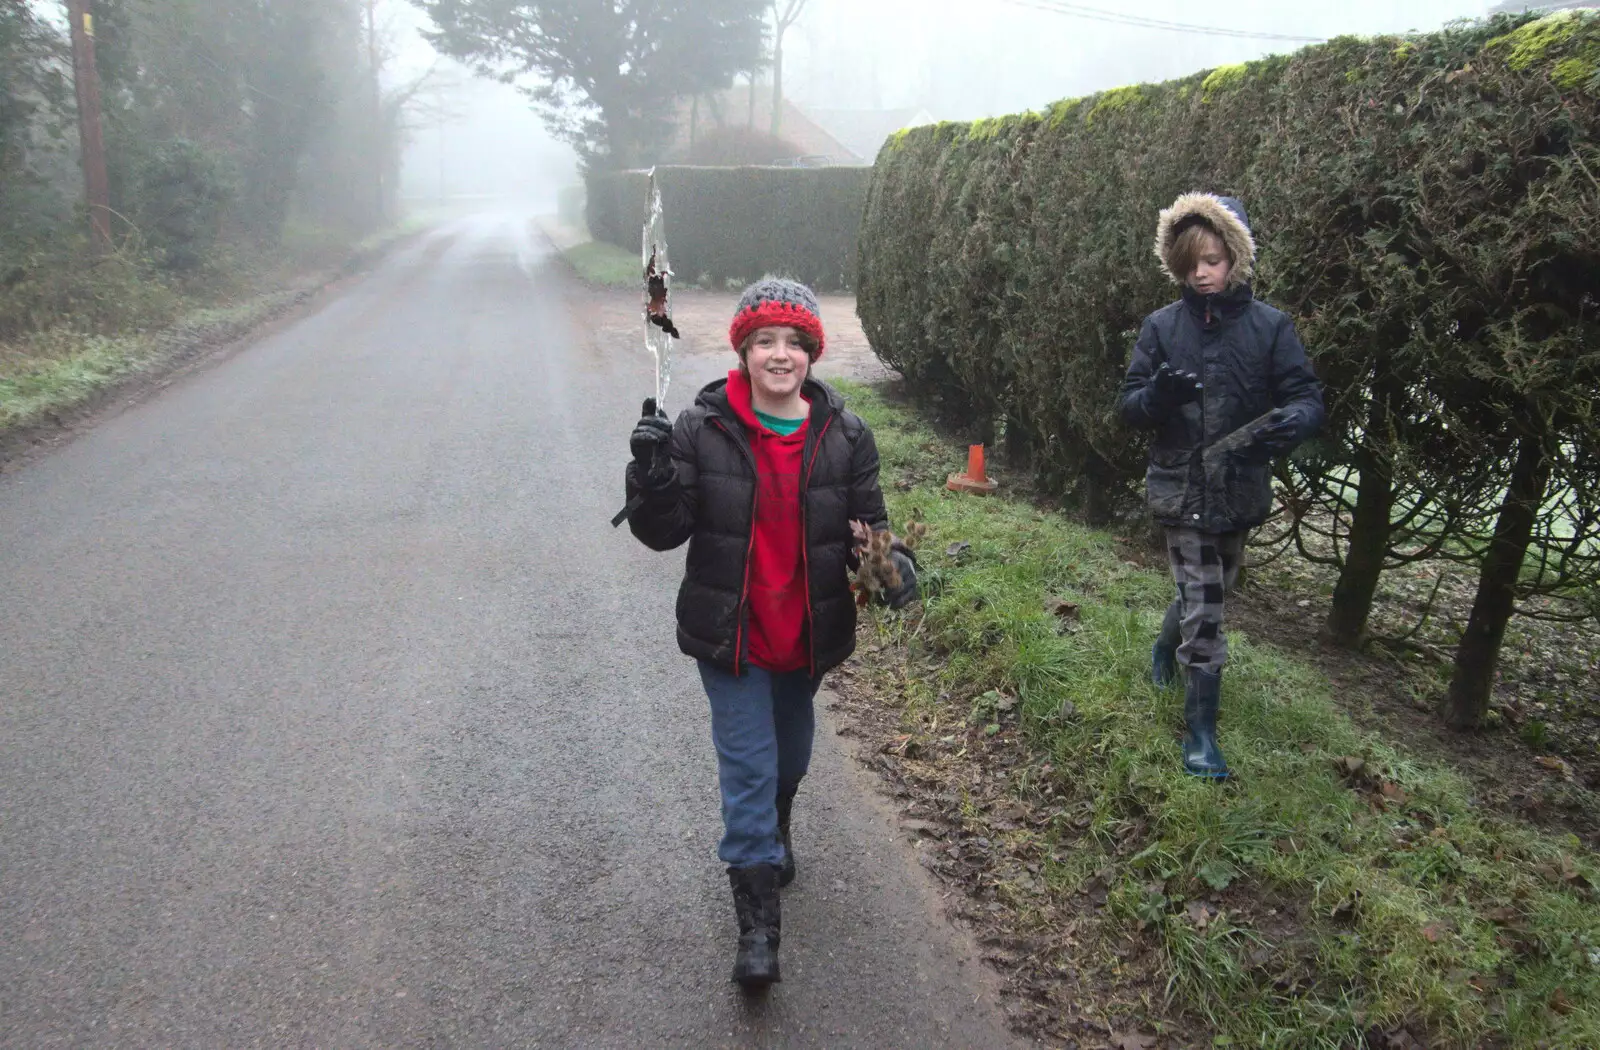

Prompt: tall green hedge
[
  {"left": 585, "top": 165, "right": 873, "bottom": 292},
  {"left": 860, "top": 11, "right": 1600, "bottom": 512},
  {"left": 859, "top": 11, "right": 1600, "bottom": 723}
]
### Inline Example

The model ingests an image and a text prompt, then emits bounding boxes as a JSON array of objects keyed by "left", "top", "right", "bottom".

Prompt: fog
[
  {"left": 782, "top": 0, "right": 1493, "bottom": 117},
  {"left": 392, "top": 0, "right": 1497, "bottom": 210},
  {"left": 381, "top": 4, "right": 575, "bottom": 210}
]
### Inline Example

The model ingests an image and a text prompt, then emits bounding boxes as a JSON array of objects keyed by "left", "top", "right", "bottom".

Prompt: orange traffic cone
[{"left": 947, "top": 443, "right": 999, "bottom": 495}]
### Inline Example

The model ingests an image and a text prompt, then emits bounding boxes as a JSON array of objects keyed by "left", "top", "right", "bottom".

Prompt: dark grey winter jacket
[
  {"left": 1119, "top": 282, "right": 1324, "bottom": 534},
  {"left": 626, "top": 377, "right": 889, "bottom": 676}
]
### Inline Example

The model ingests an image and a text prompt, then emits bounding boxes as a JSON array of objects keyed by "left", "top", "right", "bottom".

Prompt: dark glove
[
  {"left": 629, "top": 398, "right": 674, "bottom": 486},
  {"left": 885, "top": 546, "right": 920, "bottom": 611},
  {"left": 1251, "top": 409, "right": 1300, "bottom": 457},
  {"left": 1148, "top": 362, "right": 1203, "bottom": 412}
]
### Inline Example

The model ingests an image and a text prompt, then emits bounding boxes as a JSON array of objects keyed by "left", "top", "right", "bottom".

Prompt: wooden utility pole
[{"left": 66, "top": 0, "right": 112, "bottom": 252}]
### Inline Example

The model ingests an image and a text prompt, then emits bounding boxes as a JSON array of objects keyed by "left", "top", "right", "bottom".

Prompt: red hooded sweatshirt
[{"left": 724, "top": 369, "right": 811, "bottom": 674}]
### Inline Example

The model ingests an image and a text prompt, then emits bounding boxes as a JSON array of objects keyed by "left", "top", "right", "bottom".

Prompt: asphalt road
[{"left": 0, "top": 216, "right": 1025, "bottom": 1049}]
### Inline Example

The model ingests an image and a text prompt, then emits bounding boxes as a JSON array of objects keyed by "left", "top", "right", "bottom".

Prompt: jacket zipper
[
  {"left": 1199, "top": 302, "right": 1211, "bottom": 529},
  {"left": 800, "top": 414, "right": 836, "bottom": 678},
  {"left": 711, "top": 416, "right": 760, "bottom": 677}
]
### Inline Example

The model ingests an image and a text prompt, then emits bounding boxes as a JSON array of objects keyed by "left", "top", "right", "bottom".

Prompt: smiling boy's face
[
  {"left": 1187, "top": 229, "right": 1233, "bottom": 295},
  {"left": 742, "top": 326, "right": 810, "bottom": 402}
]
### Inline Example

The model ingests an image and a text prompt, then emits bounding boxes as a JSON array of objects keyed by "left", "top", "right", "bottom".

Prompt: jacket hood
[{"left": 1155, "top": 193, "right": 1256, "bottom": 289}]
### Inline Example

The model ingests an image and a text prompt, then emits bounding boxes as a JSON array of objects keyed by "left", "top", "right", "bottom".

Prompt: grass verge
[
  {"left": 0, "top": 221, "right": 425, "bottom": 440},
  {"left": 834, "top": 378, "right": 1600, "bottom": 1050},
  {"left": 560, "top": 239, "right": 639, "bottom": 288},
  {"left": 0, "top": 293, "right": 304, "bottom": 433}
]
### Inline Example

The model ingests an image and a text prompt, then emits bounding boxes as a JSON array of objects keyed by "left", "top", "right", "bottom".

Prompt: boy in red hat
[{"left": 624, "top": 277, "right": 916, "bottom": 989}]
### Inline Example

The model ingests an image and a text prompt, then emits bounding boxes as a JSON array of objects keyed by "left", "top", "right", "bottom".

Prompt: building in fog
[
  {"left": 669, "top": 88, "right": 932, "bottom": 166},
  {"left": 803, "top": 108, "right": 938, "bottom": 165}
]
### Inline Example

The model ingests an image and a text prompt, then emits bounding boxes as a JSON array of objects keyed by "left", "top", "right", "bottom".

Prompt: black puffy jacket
[
  {"left": 1120, "top": 283, "right": 1325, "bottom": 534},
  {"left": 626, "top": 376, "right": 889, "bottom": 676}
]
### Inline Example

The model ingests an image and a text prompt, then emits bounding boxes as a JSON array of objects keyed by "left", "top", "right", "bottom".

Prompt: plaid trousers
[{"left": 1164, "top": 528, "right": 1246, "bottom": 674}]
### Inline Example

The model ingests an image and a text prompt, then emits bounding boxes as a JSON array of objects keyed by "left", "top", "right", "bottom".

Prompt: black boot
[
  {"left": 1152, "top": 599, "right": 1181, "bottom": 688},
  {"left": 776, "top": 789, "right": 797, "bottom": 888},
  {"left": 1181, "top": 668, "right": 1229, "bottom": 779},
  {"left": 728, "top": 864, "right": 782, "bottom": 989}
]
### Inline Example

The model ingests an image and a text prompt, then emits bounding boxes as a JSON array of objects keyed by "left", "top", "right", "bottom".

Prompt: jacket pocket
[
  {"left": 1222, "top": 451, "right": 1275, "bottom": 525},
  {"left": 1146, "top": 447, "right": 1194, "bottom": 520}
]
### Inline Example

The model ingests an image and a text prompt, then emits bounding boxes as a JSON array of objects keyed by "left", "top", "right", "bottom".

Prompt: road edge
[{"left": 0, "top": 226, "right": 431, "bottom": 475}]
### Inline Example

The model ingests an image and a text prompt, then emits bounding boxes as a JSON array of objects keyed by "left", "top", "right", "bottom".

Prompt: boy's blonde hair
[{"left": 1167, "top": 223, "right": 1232, "bottom": 284}]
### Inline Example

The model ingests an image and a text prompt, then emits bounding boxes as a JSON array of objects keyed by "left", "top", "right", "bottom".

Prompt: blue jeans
[{"left": 698, "top": 661, "right": 820, "bottom": 869}]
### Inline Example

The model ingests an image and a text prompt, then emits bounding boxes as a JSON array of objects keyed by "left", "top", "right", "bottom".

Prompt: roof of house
[
  {"left": 671, "top": 88, "right": 860, "bottom": 164},
  {"left": 669, "top": 91, "right": 939, "bottom": 166},
  {"left": 801, "top": 108, "right": 936, "bottom": 164}
]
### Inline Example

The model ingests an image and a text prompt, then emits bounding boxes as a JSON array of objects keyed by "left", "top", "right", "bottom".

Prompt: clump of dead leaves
[{"left": 850, "top": 512, "right": 927, "bottom": 606}]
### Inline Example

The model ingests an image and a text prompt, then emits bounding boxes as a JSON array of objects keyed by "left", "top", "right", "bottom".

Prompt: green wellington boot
[
  {"left": 1151, "top": 598, "right": 1181, "bottom": 688},
  {"left": 1181, "top": 668, "right": 1230, "bottom": 779}
]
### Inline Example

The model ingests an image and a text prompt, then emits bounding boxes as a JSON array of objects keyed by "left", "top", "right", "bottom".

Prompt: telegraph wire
[{"left": 995, "top": 0, "right": 1325, "bottom": 44}]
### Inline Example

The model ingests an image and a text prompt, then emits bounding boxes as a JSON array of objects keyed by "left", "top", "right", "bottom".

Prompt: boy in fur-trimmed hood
[{"left": 1120, "top": 193, "right": 1324, "bottom": 779}]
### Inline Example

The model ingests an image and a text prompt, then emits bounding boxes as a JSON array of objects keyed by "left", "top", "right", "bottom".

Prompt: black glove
[
  {"left": 885, "top": 546, "right": 920, "bottom": 611},
  {"left": 1148, "top": 362, "right": 1203, "bottom": 412},
  {"left": 630, "top": 398, "right": 674, "bottom": 484},
  {"left": 1251, "top": 409, "right": 1300, "bottom": 457}
]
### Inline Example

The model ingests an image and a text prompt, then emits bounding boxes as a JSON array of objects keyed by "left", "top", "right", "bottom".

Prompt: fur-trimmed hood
[{"left": 1154, "top": 193, "right": 1256, "bottom": 288}]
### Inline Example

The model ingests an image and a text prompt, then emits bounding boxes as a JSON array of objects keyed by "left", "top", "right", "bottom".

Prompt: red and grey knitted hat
[{"left": 728, "top": 277, "right": 826, "bottom": 360}]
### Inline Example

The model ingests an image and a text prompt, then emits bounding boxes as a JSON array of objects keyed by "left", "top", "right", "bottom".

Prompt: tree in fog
[
  {"left": 414, "top": 0, "right": 768, "bottom": 169},
  {"left": 0, "top": 0, "right": 419, "bottom": 340},
  {"left": 0, "top": 4, "right": 73, "bottom": 253},
  {"left": 766, "top": 0, "right": 808, "bottom": 138}
]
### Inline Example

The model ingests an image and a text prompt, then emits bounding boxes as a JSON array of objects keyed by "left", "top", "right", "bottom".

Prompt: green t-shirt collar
[{"left": 754, "top": 408, "right": 806, "bottom": 436}]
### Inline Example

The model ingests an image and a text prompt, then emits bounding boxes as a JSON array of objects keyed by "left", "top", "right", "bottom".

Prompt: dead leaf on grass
[
  {"left": 1376, "top": 781, "right": 1409, "bottom": 807},
  {"left": 1380, "top": 1028, "right": 1426, "bottom": 1050},
  {"left": 1334, "top": 755, "right": 1367, "bottom": 779},
  {"left": 1535, "top": 755, "right": 1577, "bottom": 781},
  {"left": 1046, "top": 597, "right": 1081, "bottom": 621},
  {"left": 1534, "top": 855, "right": 1593, "bottom": 891},
  {"left": 882, "top": 734, "right": 921, "bottom": 758},
  {"left": 1083, "top": 876, "right": 1110, "bottom": 908},
  {"left": 1331, "top": 892, "right": 1361, "bottom": 921},
  {"left": 1185, "top": 900, "right": 1219, "bottom": 929}
]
